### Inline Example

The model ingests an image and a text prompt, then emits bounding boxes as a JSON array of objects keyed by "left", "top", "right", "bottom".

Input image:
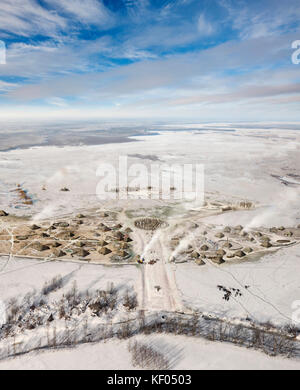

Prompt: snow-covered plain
[
  {"left": 0, "top": 334, "right": 299, "bottom": 370},
  {"left": 0, "top": 124, "right": 300, "bottom": 369},
  {"left": 173, "top": 205, "right": 300, "bottom": 327},
  {"left": 176, "top": 244, "right": 300, "bottom": 326},
  {"left": 0, "top": 256, "right": 141, "bottom": 367},
  {"left": 0, "top": 256, "right": 139, "bottom": 303},
  {"left": 0, "top": 125, "right": 299, "bottom": 224}
]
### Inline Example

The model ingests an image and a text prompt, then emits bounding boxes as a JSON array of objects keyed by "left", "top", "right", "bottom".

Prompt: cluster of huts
[
  {"left": 170, "top": 223, "right": 300, "bottom": 266},
  {"left": 0, "top": 211, "right": 134, "bottom": 262}
]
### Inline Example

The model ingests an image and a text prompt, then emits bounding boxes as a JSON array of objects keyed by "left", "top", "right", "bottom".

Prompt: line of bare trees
[{"left": 0, "top": 277, "right": 299, "bottom": 362}]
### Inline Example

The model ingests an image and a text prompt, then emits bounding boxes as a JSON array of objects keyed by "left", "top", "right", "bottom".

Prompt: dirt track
[{"left": 133, "top": 227, "right": 183, "bottom": 312}]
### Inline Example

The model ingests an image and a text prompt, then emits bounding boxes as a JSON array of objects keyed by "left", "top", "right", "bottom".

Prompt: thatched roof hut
[
  {"left": 113, "top": 231, "right": 124, "bottom": 240},
  {"left": 261, "top": 241, "right": 272, "bottom": 248},
  {"left": 117, "top": 250, "right": 128, "bottom": 258},
  {"left": 32, "top": 242, "right": 50, "bottom": 251},
  {"left": 195, "top": 258, "right": 205, "bottom": 266},
  {"left": 215, "top": 232, "right": 224, "bottom": 238},
  {"left": 53, "top": 249, "right": 66, "bottom": 257},
  {"left": 200, "top": 244, "right": 209, "bottom": 251},
  {"left": 190, "top": 251, "right": 200, "bottom": 258},
  {"left": 123, "top": 234, "right": 132, "bottom": 242},
  {"left": 52, "top": 241, "right": 61, "bottom": 247},
  {"left": 210, "top": 256, "right": 225, "bottom": 264},
  {"left": 77, "top": 248, "right": 90, "bottom": 257},
  {"left": 99, "top": 225, "right": 111, "bottom": 232},
  {"left": 234, "top": 250, "right": 246, "bottom": 257},
  {"left": 75, "top": 241, "right": 85, "bottom": 247},
  {"left": 98, "top": 239, "right": 108, "bottom": 246},
  {"left": 98, "top": 247, "right": 112, "bottom": 255}
]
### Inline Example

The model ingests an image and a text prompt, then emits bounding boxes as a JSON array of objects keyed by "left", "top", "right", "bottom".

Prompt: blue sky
[{"left": 0, "top": 0, "right": 299, "bottom": 121}]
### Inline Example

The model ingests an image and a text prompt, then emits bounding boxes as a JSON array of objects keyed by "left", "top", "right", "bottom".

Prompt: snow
[
  {"left": 0, "top": 127, "right": 299, "bottom": 223},
  {"left": 0, "top": 125, "right": 300, "bottom": 368},
  {"left": 0, "top": 256, "right": 139, "bottom": 302},
  {"left": 0, "top": 334, "right": 299, "bottom": 370},
  {"left": 176, "top": 244, "right": 300, "bottom": 326}
]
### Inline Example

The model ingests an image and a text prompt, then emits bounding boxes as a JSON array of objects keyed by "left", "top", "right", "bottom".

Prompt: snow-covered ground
[
  {"left": 0, "top": 125, "right": 300, "bottom": 369},
  {"left": 0, "top": 334, "right": 299, "bottom": 370},
  {"left": 176, "top": 244, "right": 300, "bottom": 326},
  {"left": 0, "top": 126, "right": 299, "bottom": 223},
  {"left": 171, "top": 205, "right": 300, "bottom": 327},
  {"left": 0, "top": 256, "right": 141, "bottom": 364},
  {"left": 0, "top": 256, "right": 139, "bottom": 302}
]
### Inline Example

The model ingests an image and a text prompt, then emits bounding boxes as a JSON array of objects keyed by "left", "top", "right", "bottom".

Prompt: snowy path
[{"left": 134, "top": 228, "right": 183, "bottom": 313}]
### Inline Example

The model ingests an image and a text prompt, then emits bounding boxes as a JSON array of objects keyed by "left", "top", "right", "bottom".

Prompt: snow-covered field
[
  {"left": 0, "top": 126, "right": 299, "bottom": 222},
  {"left": 176, "top": 244, "right": 300, "bottom": 327},
  {"left": 171, "top": 205, "right": 300, "bottom": 327},
  {"left": 0, "top": 256, "right": 141, "bottom": 365},
  {"left": 0, "top": 124, "right": 300, "bottom": 369},
  {"left": 0, "top": 256, "right": 139, "bottom": 302},
  {"left": 0, "top": 334, "right": 299, "bottom": 370}
]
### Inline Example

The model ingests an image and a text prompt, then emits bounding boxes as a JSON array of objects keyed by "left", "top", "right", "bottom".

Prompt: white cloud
[
  {"left": 0, "top": 0, "right": 66, "bottom": 37},
  {"left": 0, "top": 80, "right": 17, "bottom": 92},
  {"left": 197, "top": 13, "right": 214, "bottom": 36},
  {"left": 166, "top": 82, "right": 300, "bottom": 106},
  {"left": 0, "top": 37, "right": 112, "bottom": 79},
  {"left": 0, "top": 0, "right": 299, "bottom": 122},
  {"left": 7, "top": 32, "right": 297, "bottom": 101},
  {"left": 0, "top": 0, "right": 113, "bottom": 38},
  {"left": 47, "top": 97, "right": 69, "bottom": 107},
  {"left": 45, "top": 0, "right": 114, "bottom": 26},
  {"left": 221, "top": 0, "right": 300, "bottom": 39}
]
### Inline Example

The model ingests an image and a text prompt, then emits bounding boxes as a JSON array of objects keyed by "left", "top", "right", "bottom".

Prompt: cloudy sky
[{"left": 0, "top": 0, "right": 299, "bottom": 121}]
